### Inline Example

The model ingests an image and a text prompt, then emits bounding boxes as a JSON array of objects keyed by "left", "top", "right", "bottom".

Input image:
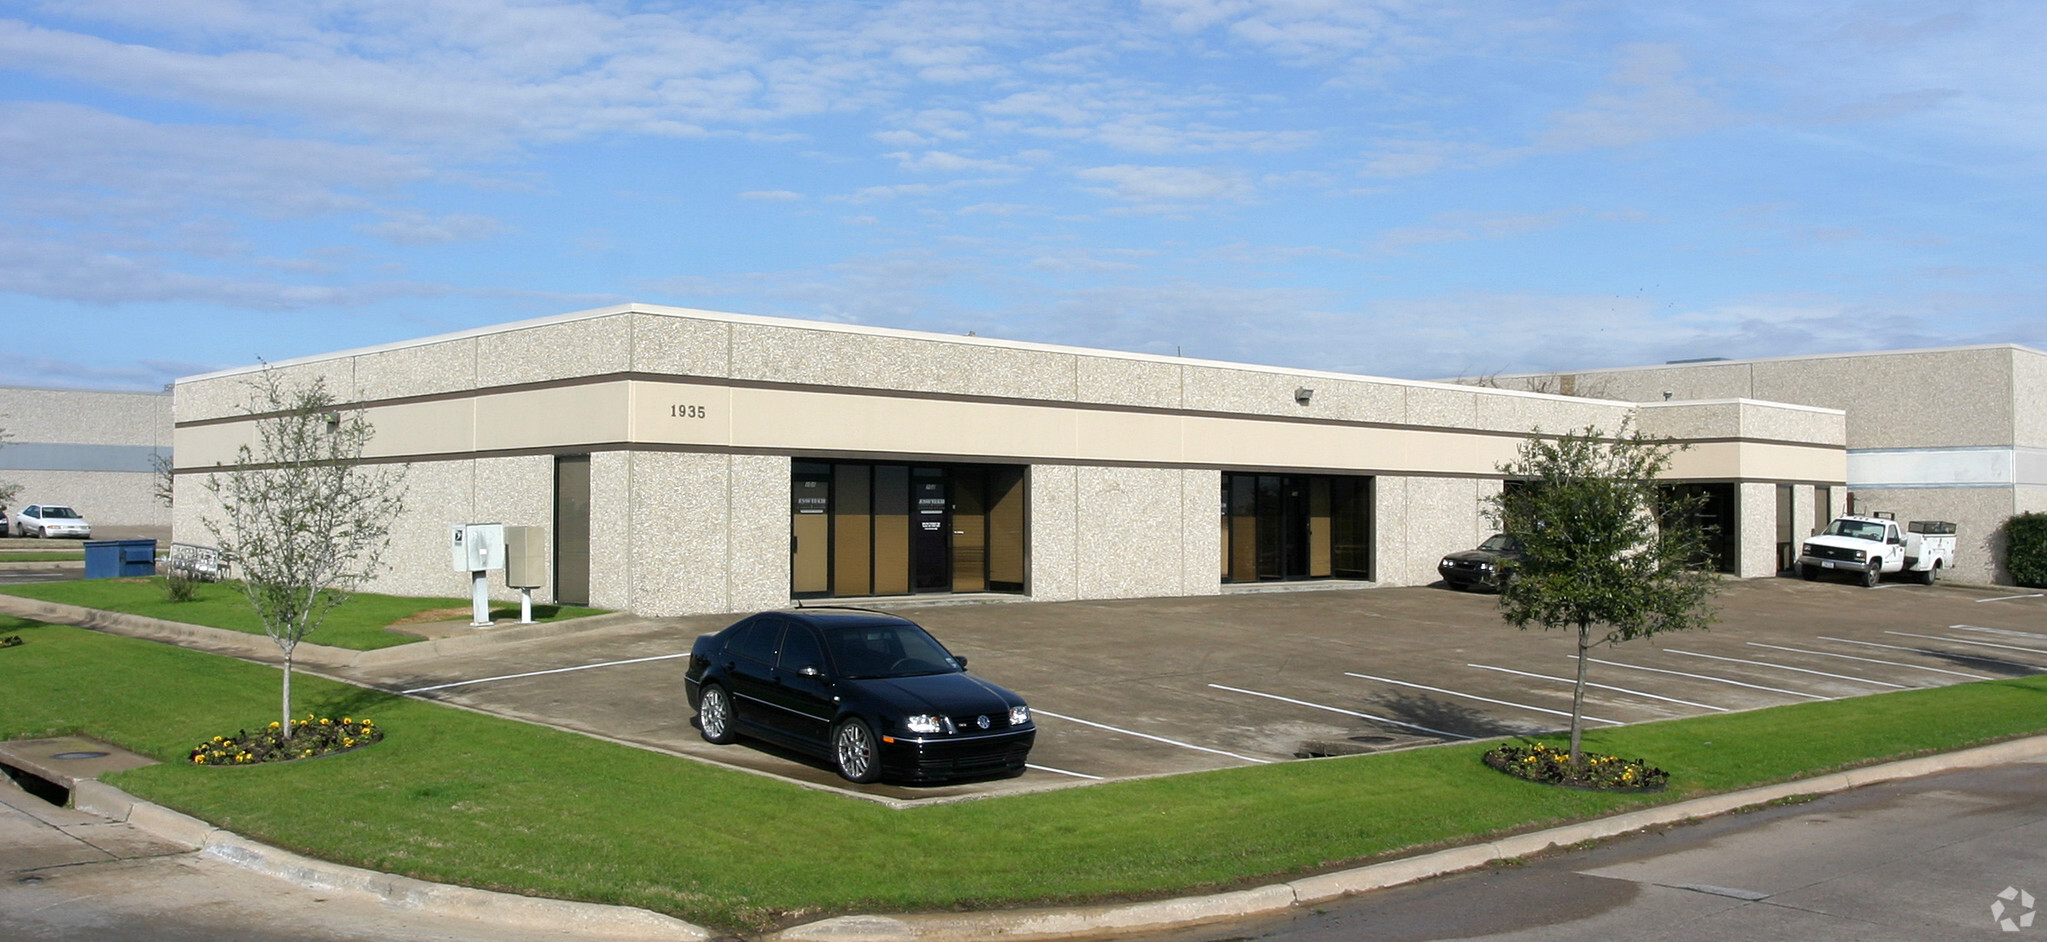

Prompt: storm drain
[{"left": 0, "top": 761, "right": 69, "bottom": 807}]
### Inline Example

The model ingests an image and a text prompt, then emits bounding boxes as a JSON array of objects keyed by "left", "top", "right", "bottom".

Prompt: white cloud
[
  {"left": 356, "top": 211, "right": 506, "bottom": 245},
  {"left": 739, "top": 190, "right": 806, "bottom": 201},
  {"left": 1532, "top": 44, "right": 1737, "bottom": 153},
  {"left": 1075, "top": 164, "right": 1255, "bottom": 206}
]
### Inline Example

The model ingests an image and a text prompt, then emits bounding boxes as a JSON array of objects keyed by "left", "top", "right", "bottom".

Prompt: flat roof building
[
  {"left": 1477, "top": 344, "right": 2047, "bottom": 584},
  {"left": 0, "top": 385, "right": 172, "bottom": 531},
  {"left": 171, "top": 304, "right": 1848, "bottom": 615}
]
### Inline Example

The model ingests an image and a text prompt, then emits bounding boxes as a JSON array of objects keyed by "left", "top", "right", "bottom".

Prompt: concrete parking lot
[{"left": 345, "top": 577, "right": 2047, "bottom": 804}]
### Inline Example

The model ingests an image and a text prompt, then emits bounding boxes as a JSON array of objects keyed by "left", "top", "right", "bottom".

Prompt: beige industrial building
[
  {"left": 1480, "top": 344, "right": 2047, "bottom": 584},
  {"left": 0, "top": 385, "right": 173, "bottom": 530},
  {"left": 170, "top": 304, "right": 1850, "bottom": 616}
]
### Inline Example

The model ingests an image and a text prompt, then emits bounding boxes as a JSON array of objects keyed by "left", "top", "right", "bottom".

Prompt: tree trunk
[
  {"left": 1570, "top": 620, "right": 1590, "bottom": 771},
  {"left": 281, "top": 651, "right": 294, "bottom": 742}
]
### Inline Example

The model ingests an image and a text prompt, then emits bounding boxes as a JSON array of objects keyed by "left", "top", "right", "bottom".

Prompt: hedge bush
[{"left": 2008, "top": 512, "right": 2047, "bottom": 588}]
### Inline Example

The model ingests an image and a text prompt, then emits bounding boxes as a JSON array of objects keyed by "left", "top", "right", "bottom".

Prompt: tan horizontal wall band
[{"left": 175, "top": 379, "right": 1846, "bottom": 482}]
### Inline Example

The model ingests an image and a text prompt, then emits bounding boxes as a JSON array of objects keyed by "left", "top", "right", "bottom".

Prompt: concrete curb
[
  {"left": 0, "top": 594, "right": 646, "bottom": 671},
  {"left": 74, "top": 780, "right": 715, "bottom": 941},
  {"left": 766, "top": 733, "right": 2047, "bottom": 941}
]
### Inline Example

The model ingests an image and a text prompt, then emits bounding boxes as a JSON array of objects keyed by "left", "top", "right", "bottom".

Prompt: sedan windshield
[
  {"left": 43, "top": 507, "right": 80, "bottom": 519},
  {"left": 1478, "top": 534, "right": 1520, "bottom": 553},
  {"left": 825, "top": 623, "right": 962, "bottom": 679}
]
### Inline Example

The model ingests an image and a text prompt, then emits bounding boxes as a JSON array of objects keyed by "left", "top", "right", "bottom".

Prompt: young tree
[
  {"left": 1491, "top": 422, "right": 1720, "bottom": 770},
  {"left": 203, "top": 371, "right": 407, "bottom": 736}
]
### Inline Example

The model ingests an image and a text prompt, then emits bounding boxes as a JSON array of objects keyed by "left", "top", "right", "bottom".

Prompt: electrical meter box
[
  {"left": 503, "top": 526, "right": 546, "bottom": 589},
  {"left": 448, "top": 523, "right": 506, "bottom": 572}
]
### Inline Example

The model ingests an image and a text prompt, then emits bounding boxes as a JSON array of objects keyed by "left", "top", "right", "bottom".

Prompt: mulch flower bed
[
  {"left": 190, "top": 715, "right": 382, "bottom": 766},
  {"left": 0, "top": 635, "right": 21, "bottom": 648},
  {"left": 1483, "top": 741, "right": 1668, "bottom": 791}
]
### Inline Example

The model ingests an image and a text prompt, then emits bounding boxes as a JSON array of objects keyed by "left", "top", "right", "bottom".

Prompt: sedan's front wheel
[
  {"left": 832, "top": 718, "right": 881, "bottom": 784},
  {"left": 697, "top": 684, "right": 736, "bottom": 744}
]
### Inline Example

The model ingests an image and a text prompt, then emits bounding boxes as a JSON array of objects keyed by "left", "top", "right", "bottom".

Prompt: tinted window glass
[
  {"left": 824, "top": 622, "right": 960, "bottom": 679},
  {"left": 725, "top": 618, "right": 783, "bottom": 664},
  {"left": 777, "top": 625, "right": 825, "bottom": 673}
]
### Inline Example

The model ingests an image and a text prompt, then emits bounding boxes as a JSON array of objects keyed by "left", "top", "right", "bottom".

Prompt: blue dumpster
[{"left": 83, "top": 540, "right": 158, "bottom": 579}]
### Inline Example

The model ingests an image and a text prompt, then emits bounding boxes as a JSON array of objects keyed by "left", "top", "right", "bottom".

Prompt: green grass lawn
[
  {"left": 0, "top": 551, "right": 86, "bottom": 561},
  {"left": 5, "top": 616, "right": 2046, "bottom": 934},
  {"left": 0, "top": 579, "right": 606, "bottom": 650}
]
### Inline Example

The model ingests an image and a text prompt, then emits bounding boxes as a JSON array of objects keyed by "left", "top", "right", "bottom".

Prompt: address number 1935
[{"left": 669, "top": 404, "right": 707, "bottom": 419}]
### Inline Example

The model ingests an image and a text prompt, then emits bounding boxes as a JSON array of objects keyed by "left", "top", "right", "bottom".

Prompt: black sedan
[
  {"left": 1437, "top": 533, "right": 1524, "bottom": 591},
  {"left": 683, "top": 609, "right": 1035, "bottom": 784}
]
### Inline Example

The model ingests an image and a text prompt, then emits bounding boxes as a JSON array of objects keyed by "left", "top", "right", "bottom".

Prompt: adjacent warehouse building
[
  {"left": 170, "top": 304, "right": 1848, "bottom": 616},
  {"left": 0, "top": 385, "right": 173, "bottom": 530},
  {"left": 1480, "top": 344, "right": 2047, "bottom": 584}
]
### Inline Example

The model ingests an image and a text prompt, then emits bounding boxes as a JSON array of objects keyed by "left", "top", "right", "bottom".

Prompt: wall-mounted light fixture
[
  {"left": 1294, "top": 387, "right": 1314, "bottom": 406},
  {"left": 1662, "top": 390, "right": 1673, "bottom": 401}
]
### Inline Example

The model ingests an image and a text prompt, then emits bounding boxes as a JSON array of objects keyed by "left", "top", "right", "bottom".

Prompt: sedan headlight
[
  {"left": 1476, "top": 561, "right": 1495, "bottom": 571},
  {"left": 904, "top": 714, "right": 945, "bottom": 734},
  {"left": 1009, "top": 705, "right": 1030, "bottom": 726}
]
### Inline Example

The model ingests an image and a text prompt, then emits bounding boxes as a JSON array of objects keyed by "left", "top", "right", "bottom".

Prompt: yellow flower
[
  {"left": 193, "top": 755, "right": 206, "bottom": 764},
  {"left": 269, "top": 721, "right": 281, "bottom": 729}
]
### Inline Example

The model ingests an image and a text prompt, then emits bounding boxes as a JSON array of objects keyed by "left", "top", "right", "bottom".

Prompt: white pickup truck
[{"left": 1796, "top": 514, "right": 1957, "bottom": 587}]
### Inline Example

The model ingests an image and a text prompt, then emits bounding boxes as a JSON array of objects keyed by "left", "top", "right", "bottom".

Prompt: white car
[{"left": 16, "top": 504, "right": 91, "bottom": 538}]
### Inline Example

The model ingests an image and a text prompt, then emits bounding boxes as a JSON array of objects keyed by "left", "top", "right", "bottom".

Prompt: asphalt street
[{"left": 1165, "top": 756, "right": 2047, "bottom": 942}]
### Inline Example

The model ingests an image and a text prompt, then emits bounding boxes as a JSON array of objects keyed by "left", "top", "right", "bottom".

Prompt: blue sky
[{"left": 2, "top": 0, "right": 2043, "bottom": 391}]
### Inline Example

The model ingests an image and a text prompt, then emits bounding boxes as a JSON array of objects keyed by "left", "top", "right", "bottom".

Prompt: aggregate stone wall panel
[
  {"left": 0, "top": 387, "right": 171, "bottom": 447},
  {"left": 1738, "top": 481, "right": 1777, "bottom": 578},
  {"left": 1751, "top": 348, "right": 2014, "bottom": 451},
  {"left": 726, "top": 454, "right": 794, "bottom": 612},
  {"left": 1072, "top": 466, "right": 1195, "bottom": 600},
  {"left": 586, "top": 451, "right": 633, "bottom": 612},
  {"left": 471, "top": 456, "right": 555, "bottom": 602},
  {"left": 350, "top": 337, "right": 479, "bottom": 402},
  {"left": 628, "top": 311, "right": 734, "bottom": 379},
  {"left": 1027, "top": 465, "right": 1081, "bottom": 603},
  {"left": 475, "top": 314, "right": 635, "bottom": 389},
  {"left": 368, "top": 460, "right": 477, "bottom": 601},
  {"left": 727, "top": 322, "right": 1078, "bottom": 403},
  {"left": 1567, "top": 363, "right": 1757, "bottom": 404},
  {"left": 2015, "top": 349, "right": 2047, "bottom": 450},
  {"left": 1847, "top": 486, "right": 2015, "bottom": 585},
  {"left": 5, "top": 471, "right": 162, "bottom": 529},
  {"left": 1075, "top": 355, "right": 1183, "bottom": 410},
  {"left": 1178, "top": 468, "right": 1224, "bottom": 595},
  {"left": 621, "top": 452, "right": 736, "bottom": 616},
  {"left": 1472, "top": 390, "right": 1630, "bottom": 438},
  {"left": 1403, "top": 384, "right": 1481, "bottom": 430},
  {"left": 1372, "top": 476, "right": 1412, "bottom": 585}
]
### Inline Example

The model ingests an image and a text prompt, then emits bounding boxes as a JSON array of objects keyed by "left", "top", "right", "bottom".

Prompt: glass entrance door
[{"left": 912, "top": 467, "right": 951, "bottom": 592}]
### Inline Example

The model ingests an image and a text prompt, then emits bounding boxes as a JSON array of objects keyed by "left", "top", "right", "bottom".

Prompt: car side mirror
[
  {"left": 797, "top": 665, "right": 823, "bottom": 678},
  {"left": 955, "top": 655, "right": 969, "bottom": 671}
]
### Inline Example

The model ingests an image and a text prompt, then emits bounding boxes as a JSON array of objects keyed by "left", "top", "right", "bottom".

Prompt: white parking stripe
[
  {"left": 1820, "top": 636, "right": 2046, "bottom": 671},
  {"left": 1884, "top": 631, "right": 2047, "bottom": 657},
  {"left": 1664, "top": 649, "right": 1908, "bottom": 689},
  {"left": 1977, "top": 593, "right": 2046, "bottom": 603},
  {"left": 1571, "top": 656, "right": 1831, "bottom": 700},
  {"left": 1032, "top": 710, "right": 1271, "bottom": 764},
  {"left": 1745, "top": 642, "right": 1991, "bottom": 680},
  {"left": 1950, "top": 624, "right": 2047, "bottom": 641},
  {"left": 401, "top": 652, "right": 693, "bottom": 694},
  {"left": 1343, "top": 672, "right": 1623, "bottom": 725},
  {"left": 1466, "top": 664, "right": 1729, "bottom": 712},
  {"left": 1026, "top": 763, "right": 1103, "bottom": 780},
  {"left": 1207, "top": 683, "right": 1474, "bottom": 740}
]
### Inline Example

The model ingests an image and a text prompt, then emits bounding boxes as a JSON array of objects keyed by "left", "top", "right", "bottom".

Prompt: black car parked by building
[
  {"left": 1437, "top": 534, "right": 1525, "bottom": 592},
  {"left": 684, "top": 609, "right": 1035, "bottom": 784}
]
